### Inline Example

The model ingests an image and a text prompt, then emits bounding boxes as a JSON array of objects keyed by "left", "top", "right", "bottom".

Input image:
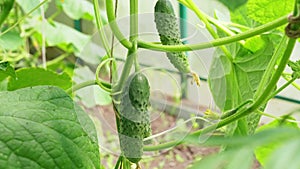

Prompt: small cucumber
[
  {"left": 154, "top": 0, "right": 190, "bottom": 73},
  {"left": 154, "top": 0, "right": 200, "bottom": 85},
  {"left": 118, "top": 72, "right": 151, "bottom": 163}
]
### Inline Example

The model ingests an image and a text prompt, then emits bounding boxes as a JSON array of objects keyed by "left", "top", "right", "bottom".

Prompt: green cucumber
[
  {"left": 154, "top": 0, "right": 200, "bottom": 85},
  {"left": 154, "top": 0, "right": 190, "bottom": 73},
  {"left": 0, "top": 0, "right": 15, "bottom": 27},
  {"left": 118, "top": 72, "right": 151, "bottom": 163}
]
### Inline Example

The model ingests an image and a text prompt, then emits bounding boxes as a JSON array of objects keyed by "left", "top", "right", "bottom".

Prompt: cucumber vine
[{"left": 88, "top": 1, "right": 300, "bottom": 168}]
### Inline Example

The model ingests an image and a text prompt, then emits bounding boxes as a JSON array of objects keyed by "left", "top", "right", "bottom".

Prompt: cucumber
[
  {"left": 154, "top": 0, "right": 200, "bottom": 85},
  {"left": 0, "top": 0, "right": 15, "bottom": 27},
  {"left": 118, "top": 72, "right": 151, "bottom": 163}
]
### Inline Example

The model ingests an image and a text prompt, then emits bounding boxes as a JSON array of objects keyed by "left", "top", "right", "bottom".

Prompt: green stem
[
  {"left": 137, "top": 16, "right": 288, "bottom": 52},
  {"left": 113, "top": 0, "right": 138, "bottom": 92},
  {"left": 0, "top": 0, "right": 49, "bottom": 37},
  {"left": 93, "top": 0, "right": 111, "bottom": 55},
  {"left": 282, "top": 73, "right": 300, "bottom": 90},
  {"left": 114, "top": 156, "right": 122, "bottom": 169},
  {"left": 223, "top": 22, "right": 251, "bottom": 31},
  {"left": 48, "top": 8, "right": 62, "bottom": 21},
  {"left": 106, "top": 0, "right": 133, "bottom": 49},
  {"left": 257, "top": 110, "right": 300, "bottom": 123},
  {"left": 206, "top": 15, "right": 237, "bottom": 37},
  {"left": 266, "top": 77, "right": 297, "bottom": 101},
  {"left": 95, "top": 58, "right": 114, "bottom": 92},
  {"left": 255, "top": 36, "right": 289, "bottom": 99},
  {"left": 253, "top": 38, "right": 296, "bottom": 108},
  {"left": 46, "top": 53, "right": 70, "bottom": 67},
  {"left": 66, "top": 80, "right": 97, "bottom": 94},
  {"left": 185, "top": 0, "right": 232, "bottom": 60}
]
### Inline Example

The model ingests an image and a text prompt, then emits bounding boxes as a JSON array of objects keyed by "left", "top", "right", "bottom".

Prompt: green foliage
[
  {"left": 0, "top": 86, "right": 100, "bottom": 169},
  {"left": 8, "top": 67, "right": 72, "bottom": 91},
  {"left": 209, "top": 38, "right": 273, "bottom": 112},
  {"left": 0, "top": 0, "right": 299, "bottom": 168},
  {"left": 255, "top": 117, "right": 299, "bottom": 167}
]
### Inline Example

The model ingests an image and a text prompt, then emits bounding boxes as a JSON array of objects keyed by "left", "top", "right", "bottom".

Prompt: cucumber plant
[{"left": 0, "top": 0, "right": 300, "bottom": 169}]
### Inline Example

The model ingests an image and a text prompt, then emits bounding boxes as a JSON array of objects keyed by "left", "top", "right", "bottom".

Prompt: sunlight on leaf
[
  {"left": 7, "top": 67, "right": 72, "bottom": 91},
  {"left": 247, "top": 0, "right": 293, "bottom": 24}
]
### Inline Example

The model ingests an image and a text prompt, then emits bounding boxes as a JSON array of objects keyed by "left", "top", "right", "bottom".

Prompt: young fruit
[
  {"left": 118, "top": 72, "right": 151, "bottom": 163},
  {"left": 154, "top": 0, "right": 200, "bottom": 85}
]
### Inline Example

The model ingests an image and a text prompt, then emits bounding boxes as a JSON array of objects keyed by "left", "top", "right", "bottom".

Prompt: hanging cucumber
[
  {"left": 118, "top": 72, "right": 151, "bottom": 163},
  {"left": 0, "top": 0, "right": 15, "bottom": 27},
  {"left": 154, "top": 0, "right": 200, "bottom": 85}
]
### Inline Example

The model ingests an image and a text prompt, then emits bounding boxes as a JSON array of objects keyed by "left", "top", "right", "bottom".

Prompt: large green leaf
[
  {"left": 255, "top": 118, "right": 299, "bottom": 167},
  {"left": 8, "top": 67, "right": 72, "bottom": 91},
  {"left": 0, "top": 86, "right": 100, "bottom": 169},
  {"left": 209, "top": 38, "right": 274, "bottom": 134},
  {"left": 230, "top": 4, "right": 253, "bottom": 28},
  {"left": 264, "top": 139, "right": 300, "bottom": 169},
  {"left": 209, "top": 53, "right": 240, "bottom": 111},
  {"left": 247, "top": 0, "right": 294, "bottom": 24}
]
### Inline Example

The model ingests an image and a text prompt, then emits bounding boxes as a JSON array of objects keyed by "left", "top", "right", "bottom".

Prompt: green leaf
[
  {"left": 0, "top": 86, "right": 100, "bottom": 169},
  {"left": 209, "top": 38, "right": 274, "bottom": 135},
  {"left": 217, "top": 0, "right": 248, "bottom": 11},
  {"left": 255, "top": 117, "right": 299, "bottom": 167},
  {"left": 208, "top": 53, "right": 239, "bottom": 111},
  {"left": 0, "top": 31, "right": 23, "bottom": 50},
  {"left": 230, "top": 4, "right": 254, "bottom": 28},
  {"left": 58, "top": 0, "right": 94, "bottom": 20},
  {"left": 243, "top": 35, "right": 266, "bottom": 52},
  {"left": 7, "top": 67, "right": 72, "bottom": 91},
  {"left": 247, "top": 0, "right": 294, "bottom": 24},
  {"left": 0, "top": 61, "right": 16, "bottom": 81},
  {"left": 264, "top": 139, "right": 300, "bottom": 169}
]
